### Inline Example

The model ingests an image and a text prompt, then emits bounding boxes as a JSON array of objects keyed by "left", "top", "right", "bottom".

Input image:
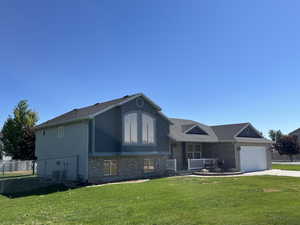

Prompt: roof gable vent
[
  {"left": 237, "top": 125, "right": 262, "bottom": 138},
  {"left": 186, "top": 126, "right": 208, "bottom": 135}
]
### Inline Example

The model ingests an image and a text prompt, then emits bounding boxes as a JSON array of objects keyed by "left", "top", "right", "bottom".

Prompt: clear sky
[{"left": 0, "top": 0, "right": 299, "bottom": 136}]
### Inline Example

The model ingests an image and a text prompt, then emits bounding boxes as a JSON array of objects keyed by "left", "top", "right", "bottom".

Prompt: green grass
[
  {"left": 272, "top": 164, "right": 300, "bottom": 171},
  {"left": 1, "top": 176, "right": 300, "bottom": 225}
]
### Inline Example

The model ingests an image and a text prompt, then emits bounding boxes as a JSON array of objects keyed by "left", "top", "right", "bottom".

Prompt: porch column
[{"left": 182, "top": 142, "right": 187, "bottom": 169}]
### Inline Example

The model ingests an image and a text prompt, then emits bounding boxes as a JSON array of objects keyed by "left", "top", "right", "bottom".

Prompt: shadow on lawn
[
  {"left": 0, "top": 176, "right": 85, "bottom": 199},
  {"left": 2, "top": 184, "right": 73, "bottom": 198}
]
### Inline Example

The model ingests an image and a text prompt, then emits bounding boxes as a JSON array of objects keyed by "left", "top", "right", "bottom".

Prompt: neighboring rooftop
[{"left": 290, "top": 128, "right": 300, "bottom": 135}]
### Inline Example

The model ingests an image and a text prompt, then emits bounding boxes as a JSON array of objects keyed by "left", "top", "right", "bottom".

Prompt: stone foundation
[{"left": 88, "top": 155, "right": 168, "bottom": 184}]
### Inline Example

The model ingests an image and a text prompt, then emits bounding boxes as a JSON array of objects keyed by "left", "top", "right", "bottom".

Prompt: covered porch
[{"left": 170, "top": 141, "right": 237, "bottom": 171}]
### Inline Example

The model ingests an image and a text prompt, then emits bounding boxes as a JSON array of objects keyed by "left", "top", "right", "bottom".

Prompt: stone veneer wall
[{"left": 88, "top": 155, "right": 168, "bottom": 184}]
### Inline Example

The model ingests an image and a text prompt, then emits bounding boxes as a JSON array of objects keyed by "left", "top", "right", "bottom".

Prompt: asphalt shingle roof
[
  {"left": 290, "top": 128, "right": 300, "bottom": 135},
  {"left": 36, "top": 94, "right": 139, "bottom": 129},
  {"left": 211, "top": 123, "right": 249, "bottom": 141},
  {"left": 169, "top": 118, "right": 218, "bottom": 143}
]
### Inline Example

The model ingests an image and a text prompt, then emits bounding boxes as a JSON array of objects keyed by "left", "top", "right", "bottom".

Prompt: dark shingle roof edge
[
  {"left": 35, "top": 93, "right": 170, "bottom": 130},
  {"left": 290, "top": 128, "right": 300, "bottom": 135}
]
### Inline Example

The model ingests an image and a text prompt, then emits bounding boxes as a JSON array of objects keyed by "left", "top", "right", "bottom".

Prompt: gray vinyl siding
[
  {"left": 88, "top": 120, "right": 93, "bottom": 153},
  {"left": 35, "top": 121, "right": 89, "bottom": 180},
  {"left": 172, "top": 142, "right": 184, "bottom": 170},
  {"left": 93, "top": 96, "right": 170, "bottom": 155},
  {"left": 172, "top": 142, "right": 236, "bottom": 170},
  {"left": 94, "top": 107, "right": 122, "bottom": 153},
  {"left": 121, "top": 97, "right": 170, "bottom": 154},
  {"left": 202, "top": 143, "right": 236, "bottom": 169}
]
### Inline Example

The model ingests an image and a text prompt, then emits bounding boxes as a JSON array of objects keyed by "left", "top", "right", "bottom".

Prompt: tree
[
  {"left": 274, "top": 135, "right": 300, "bottom": 162},
  {"left": 0, "top": 100, "right": 38, "bottom": 160},
  {"left": 268, "top": 129, "right": 283, "bottom": 142}
]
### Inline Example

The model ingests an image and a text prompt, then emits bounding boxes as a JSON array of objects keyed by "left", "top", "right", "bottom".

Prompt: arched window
[
  {"left": 142, "top": 113, "right": 155, "bottom": 144},
  {"left": 124, "top": 112, "right": 138, "bottom": 144}
]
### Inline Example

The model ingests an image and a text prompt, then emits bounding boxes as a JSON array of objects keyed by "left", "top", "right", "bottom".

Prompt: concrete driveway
[
  {"left": 272, "top": 162, "right": 300, "bottom": 165},
  {"left": 242, "top": 169, "right": 300, "bottom": 177},
  {"left": 189, "top": 169, "right": 300, "bottom": 178}
]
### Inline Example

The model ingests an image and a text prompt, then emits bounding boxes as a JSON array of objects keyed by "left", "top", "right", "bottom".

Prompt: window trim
[
  {"left": 103, "top": 160, "right": 118, "bottom": 176},
  {"left": 186, "top": 143, "right": 202, "bottom": 159},
  {"left": 123, "top": 111, "right": 139, "bottom": 145},
  {"left": 144, "top": 159, "right": 155, "bottom": 173},
  {"left": 122, "top": 111, "right": 157, "bottom": 146},
  {"left": 57, "top": 126, "right": 64, "bottom": 138}
]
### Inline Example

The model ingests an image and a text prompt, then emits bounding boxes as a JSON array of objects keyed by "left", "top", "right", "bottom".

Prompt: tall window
[
  {"left": 124, "top": 113, "right": 138, "bottom": 144},
  {"left": 104, "top": 160, "right": 118, "bottom": 176},
  {"left": 142, "top": 113, "right": 155, "bottom": 144}
]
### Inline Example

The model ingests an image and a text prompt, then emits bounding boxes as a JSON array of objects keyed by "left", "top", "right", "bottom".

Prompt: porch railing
[
  {"left": 166, "top": 159, "right": 177, "bottom": 172},
  {"left": 188, "top": 158, "right": 218, "bottom": 170}
]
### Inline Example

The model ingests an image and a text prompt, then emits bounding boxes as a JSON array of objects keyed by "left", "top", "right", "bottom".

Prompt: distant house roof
[
  {"left": 211, "top": 123, "right": 273, "bottom": 143},
  {"left": 169, "top": 118, "right": 218, "bottom": 143},
  {"left": 290, "top": 128, "right": 300, "bottom": 135},
  {"left": 36, "top": 93, "right": 170, "bottom": 130}
]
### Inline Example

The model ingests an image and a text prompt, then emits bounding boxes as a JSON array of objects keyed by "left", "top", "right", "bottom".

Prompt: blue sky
[{"left": 0, "top": 0, "right": 299, "bottom": 136}]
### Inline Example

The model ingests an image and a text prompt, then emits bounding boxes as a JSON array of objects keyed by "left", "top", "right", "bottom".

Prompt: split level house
[{"left": 35, "top": 93, "right": 272, "bottom": 183}]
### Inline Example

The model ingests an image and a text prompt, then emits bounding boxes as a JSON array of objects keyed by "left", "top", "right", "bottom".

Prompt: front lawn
[
  {"left": 1, "top": 176, "right": 300, "bottom": 225},
  {"left": 272, "top": 164, "right": 300, "bottom": 171}
]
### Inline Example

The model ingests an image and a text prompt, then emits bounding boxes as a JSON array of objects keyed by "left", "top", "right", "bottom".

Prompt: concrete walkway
[
  {"left": 272, "top": 162, "right": 300, "bottom": 165},
  {"left": 189, "top": 169, "right": 300, "bottom": 178},
  {"left": 242, "top": 169, "right": 300, "bottom": 177}
]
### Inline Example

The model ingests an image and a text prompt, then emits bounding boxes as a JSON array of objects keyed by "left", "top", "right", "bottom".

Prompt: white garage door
[{"left": 240, "top": 146, "right": 267, "bottom": 172}]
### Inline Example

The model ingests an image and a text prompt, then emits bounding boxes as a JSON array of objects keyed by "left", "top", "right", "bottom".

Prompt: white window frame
[
  {"left": 186, "top": 144, "right": 202, "bottom": 159},
  {"left": 144, "top": 159, "right": 155, "bottom": 173},
  {"left": 142, "top": 113, "right": 156, "bottom": 145},
  {"left": 123, "top": 112, "right": 138, "bottom": 144},
  {"left": 57, "top": 126, "right": 64, "bottom": 138},
  {"left": 103, "top": 160, "right": 118, "bottom": 176}
]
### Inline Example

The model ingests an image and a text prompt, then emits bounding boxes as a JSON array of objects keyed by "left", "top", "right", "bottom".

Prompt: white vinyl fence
[
  {"left": 0, "top": 160, "right": 35, "bottom": 175},
  {"left": 188, "top": 158, "right": 218, "bottom": 170},
  {"left": 166, "top": 159, "right": 177, "bottom": 172}
]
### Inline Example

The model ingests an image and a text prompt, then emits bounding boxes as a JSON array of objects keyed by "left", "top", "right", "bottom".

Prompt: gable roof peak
[{"left": 35, "top": 93, "right": 168, "bottom": 130}]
